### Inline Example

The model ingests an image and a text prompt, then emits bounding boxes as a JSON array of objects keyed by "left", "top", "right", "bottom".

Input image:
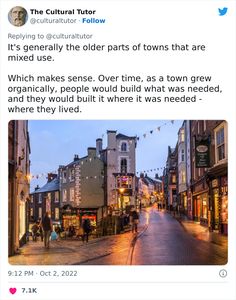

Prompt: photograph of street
[{"left": 8, "top": 120, "right": 228, "bottom": 265}]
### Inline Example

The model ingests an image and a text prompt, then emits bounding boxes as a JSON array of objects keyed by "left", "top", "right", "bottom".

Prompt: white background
[{"left": 0, "top": 1, "right": 235, "bottom": 299}]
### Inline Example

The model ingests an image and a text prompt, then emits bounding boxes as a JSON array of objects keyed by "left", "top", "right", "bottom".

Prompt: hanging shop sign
[{"left": 195, "top": 137, "right": 210, "bottom": 168}]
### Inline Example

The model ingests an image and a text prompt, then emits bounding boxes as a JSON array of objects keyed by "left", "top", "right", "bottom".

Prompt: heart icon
[{"left": 9, "top": 288, "right": 17, "bottom": 295}]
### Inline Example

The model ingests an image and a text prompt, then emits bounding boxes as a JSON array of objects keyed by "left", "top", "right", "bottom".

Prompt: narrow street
[{"left": 9, "top": 207, "right": 227, "bottom": 265}]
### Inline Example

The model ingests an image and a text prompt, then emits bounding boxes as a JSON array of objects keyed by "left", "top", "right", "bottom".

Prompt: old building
[
  {"left": 164, "top": 145, "right": 178, "bottom": 211},
  {"left": 190, "top": 120, "right": 228, "bottom": 234},
  {"left": 59, "top": 155, "right": 81, "bottom": 229},
  {"left": 207, "top": 121, "right": 228, "bottom": 234},
  {"left": 79, "top": 147, "right": 106, "bottom": 227},
  {"left": 100, "top": 131, "right": 137, "bottom": 213},
  {"left": 177, "top": 122, "right": 188, "bottom": 215},
  {"left": 30, "top": 173, "right": 60, "bottom": 224},
  {"left": 8, "top": 121, "right": 30, "bottom": 256},
  {"left": 59, "top": 148, "right": 105, "bottom": 229}
]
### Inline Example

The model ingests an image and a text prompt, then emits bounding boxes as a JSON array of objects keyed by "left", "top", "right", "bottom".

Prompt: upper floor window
[
  {"left": 62, "top": 171, "right": 67, "bottom": 183},
  {"left": 121, "top": 142, "right": 128, "bottom": 152},
  {"left": 62, "top": 189, "right": 67, "bottom": 202},
  {"left": 181, "top": 149, "right": 185, "bottom": 162},
  {"left": 120, "top": 158, "right": 127, "bottom": 173},
  {"left": 215, "top": 124, "right": 227, "bottom": 163},
  {"left": 172, "top": 174, "right": 176, "bottom": 184},
  {"left": 55, "top": 191, "right": 59, "bottom": 203},
  {"left": 38, "top": 193, "right": 42, "bottom": 204},
  {"left": 69, "top": 169, "right": 75, "bottom": 182},
  {"left": 179, "top": 129, "right": 185, "bottom": 143}
]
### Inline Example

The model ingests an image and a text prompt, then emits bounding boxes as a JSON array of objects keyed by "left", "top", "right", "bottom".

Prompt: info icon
[{"left": 219, "top": 269, "right": 227, "bottom": 278}]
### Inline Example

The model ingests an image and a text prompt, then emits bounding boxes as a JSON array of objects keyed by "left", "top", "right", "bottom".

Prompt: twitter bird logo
[{"left": 218, "top": 7, "right": 228, "bottom": 16}]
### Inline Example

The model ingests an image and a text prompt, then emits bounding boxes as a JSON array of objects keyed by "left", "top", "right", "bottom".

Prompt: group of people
[
  {"left": 31, "top": 208, "right": 140, "bottom": 250},
  {"left": 31, "top": 212, "right": 53, "bottom": 248},
  {"left": 31, "top": 212, "right": 93, "bottom": 249}
]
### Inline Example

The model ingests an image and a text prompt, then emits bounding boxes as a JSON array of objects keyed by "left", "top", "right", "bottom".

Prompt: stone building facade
[{"left": 8, "top": 121, "right": 30, "bottom": 256}]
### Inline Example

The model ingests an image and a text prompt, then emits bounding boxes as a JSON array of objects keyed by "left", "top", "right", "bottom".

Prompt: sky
[{"left": 29, "top": 120, "right": 183, "bottom": 191}]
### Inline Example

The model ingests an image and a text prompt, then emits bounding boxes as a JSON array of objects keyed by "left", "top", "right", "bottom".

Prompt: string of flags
[
  {"left": 136, "top": 120, "right": 174, "bottom": 141},
  {"left": 101, "top": 120, "right": 175, "bottom": 142},
  {"left": 29, "top": 121, "right": 174, "bottom": 181},
  {"left": 29, "top": 166, "right": 165, "bottom": 181}
]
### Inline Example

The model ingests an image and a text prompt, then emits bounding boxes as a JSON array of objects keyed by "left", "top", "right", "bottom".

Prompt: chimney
[
  {"left": 35, "top": 185, "right": 40, "bottom": 191},
  {"left": 96, "top": 138, "right": 103, "bottom": 156},
  {"left": 107, "top": 130, "right": 117, "bottom": 149},
  {"left": 47, "top": 173, "right": 57, "bottom": 183},
  {"left": 87, "top": 147, "right": 96, "bottom": 157},
  {"left": 74, "top": 154, "right": 79, "bottom": 161}
]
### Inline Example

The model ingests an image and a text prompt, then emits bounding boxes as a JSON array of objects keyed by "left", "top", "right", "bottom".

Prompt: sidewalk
[
  {"left": 173, "top": 214, "right": 228, "bottom": 247},
  {"left": 9, "top": 230, "right": 136, "bottom": 265}
]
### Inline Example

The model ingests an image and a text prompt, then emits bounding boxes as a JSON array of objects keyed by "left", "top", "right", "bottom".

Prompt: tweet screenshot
[{"left": 0, "top": 0, "right": 235, "bottom": 299}]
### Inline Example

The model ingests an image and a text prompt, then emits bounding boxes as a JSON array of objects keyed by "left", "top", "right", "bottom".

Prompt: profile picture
[{"left": 8, "top": 6, "right": 28, "bottom": 27}]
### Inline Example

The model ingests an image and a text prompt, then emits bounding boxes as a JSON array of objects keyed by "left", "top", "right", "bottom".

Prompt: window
[
  {"left": 62, "top": 171, "right": 67, "bottom": 183},
  {"left": 30, "top": 208, "right": 34, "bottom": 217},
  {"left": 181, "top": 149, "right": 185, "bottom": 162},
  {"left": 181, "top": 170, "right": 186, "bottom": 184},
  {"left": 172, "top": 174, "right": 176, "bottom": 183},
  {"left": 30, "top": 195, "right": 33, "bottom": 203},
  {"left": 38, "top": 207, "right": 42, "bottom": 219},
  {"left": 55, "top": 208, "right": 60, "bottom": 220},
  {"left": 70, "top": 188, "right": 75, "bottom": 202},
  {"left": 216, "top": 126, "right": 225, "bottom": 162},
  {"left": 116, "top": 176, "right": 132, "bottom": 189},
  {"left": 180, "top": 129, "right": 185, "bottom": 142},
  {"left": 121, "top": 142, "right": 127, "bottom": 152},
  {"left": 55, "top": 191, "right": 59, "bottom": 203},
  {"left": 120, "top": 158, "right": 127, "bottom": 173},
  {"left": 63, "top": 189, "right": 67, "bottom": 202},
  {"left": 38, "top": 193, "right": 42, "bottom": 204},
  {"left": 69, "top": 169, "right": 75, "bottom": 182}
]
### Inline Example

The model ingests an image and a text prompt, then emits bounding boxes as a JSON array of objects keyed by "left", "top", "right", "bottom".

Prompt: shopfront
[
  {"left": 192, "top": 180, "right": 209, "bottom": 225},
  {"left": 193, "top": 192, "right": 208, "bottom": 225},
  {"left": 211, "top": 177, "right": 228, "bottom": 234},
  {"left": 61, "top": 205, "right": 80, "bottom": 230},
  {"left": 79, "top": 208, "right": 98, "bottom": 228}
]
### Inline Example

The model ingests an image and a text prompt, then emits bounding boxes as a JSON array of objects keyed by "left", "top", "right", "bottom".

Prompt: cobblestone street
[{"left": 9, "top": 207, "right": 227, "bottom": 265}]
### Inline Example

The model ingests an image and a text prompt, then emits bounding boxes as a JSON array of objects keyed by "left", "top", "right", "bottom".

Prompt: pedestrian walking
[
  {"left": 82, "top": 218, "right": 91, "bottom": 243},
  {"left": 38, "top": 219, "right": 43, "bottom": 242},
  {"left": 41, "top": 212, "right": 53, "bottom": 249},
  {"left": 130, "top": 208, "right": 139, "bottom": 233},
  {"left": 31, "top": 222, "right": 39, "bottom": 242},
  {"left": 139, "top": 201, "right": 142, "bottom": 211}
]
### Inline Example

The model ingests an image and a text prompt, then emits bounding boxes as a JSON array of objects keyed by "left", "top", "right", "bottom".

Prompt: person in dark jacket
[
  {"left": 130, "top": 209, "right": 139, "bottom": 233},
  {"left": 41, "top": 212, "right": 53, "bottom": 248},
  {"left": 82, "top": 218, "right": 91, "bottom": 243}
]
